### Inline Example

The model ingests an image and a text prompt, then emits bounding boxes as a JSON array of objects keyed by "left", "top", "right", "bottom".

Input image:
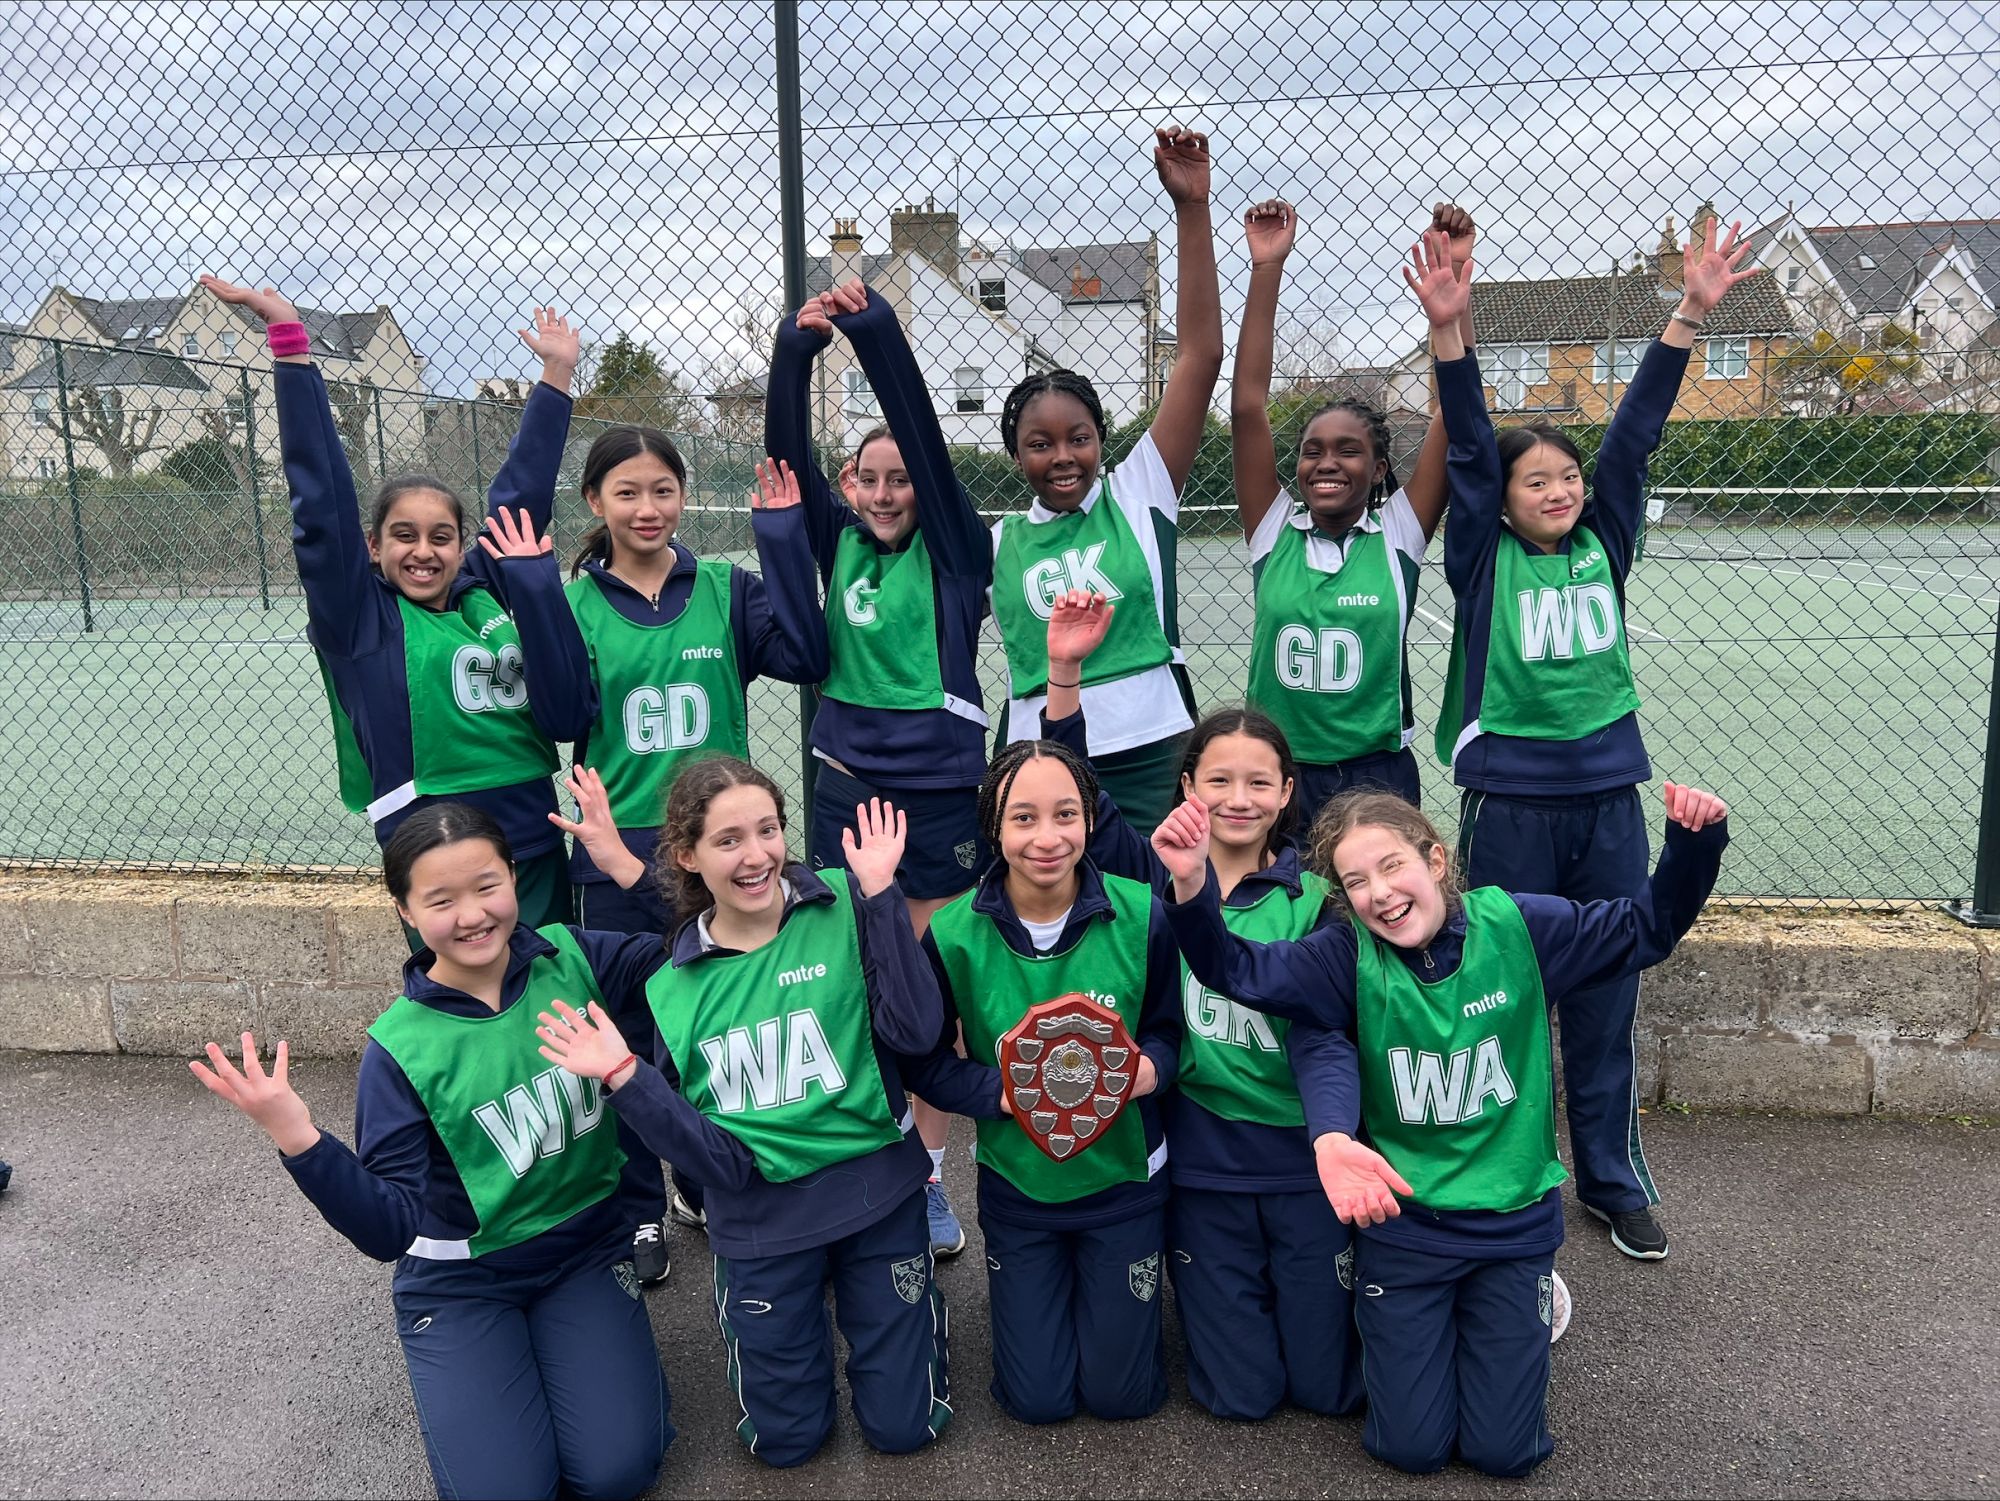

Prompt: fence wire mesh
[{"left": 1, "top": 0, "right": 1996, "bottom": 903}]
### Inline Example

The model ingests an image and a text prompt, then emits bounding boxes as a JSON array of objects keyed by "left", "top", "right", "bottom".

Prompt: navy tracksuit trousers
[
  {"left": 711, "top": 1187, "right": 950, "bottom": 1468},
  {"left": 1167, "top": 1186, "right": 1362, "bottom": 1420},
  {"left": 391, "top": 1242, "right": 671, "bottom": 1500},
  {"left": 574, "top": 877, "right": 704, "bottom": 1219},
  {"left": 979, "top": 1201, "right": 1168, "bottom": 1425},
  {"left": 1355, "top": 1237, "right": 1556, "bottom": 1477},
  {"left": 1459, "top": 786, "right": 1658, "bottom": 1212},
  {"left": 1292, "top": 747, "right": 1423, "bottom": 829}
]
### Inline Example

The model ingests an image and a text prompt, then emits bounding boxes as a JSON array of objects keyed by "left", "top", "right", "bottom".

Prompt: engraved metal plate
[{"left": 996, "top": 992, "right": 1142, "bottom": 1163}]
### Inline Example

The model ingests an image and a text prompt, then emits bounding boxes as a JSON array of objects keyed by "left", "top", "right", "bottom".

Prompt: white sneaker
[
  {"left": 1549, "top": 1270, "right": 1573, "bottom": 1344},
  {"left": 668, "top": 1190, "right": 707, "bottom": 1229}
]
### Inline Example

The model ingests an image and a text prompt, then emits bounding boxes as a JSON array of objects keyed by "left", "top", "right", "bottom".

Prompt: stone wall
[{"left": 2, "top": 873, "right": 1995, "bottom": 1116}]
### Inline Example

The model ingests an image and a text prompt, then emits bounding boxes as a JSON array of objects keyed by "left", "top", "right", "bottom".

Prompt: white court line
[
  {"left": 1852, "top": 553, "right": 2000, "bottom": 593},
  {"left": 1412, "top": 601, "right": 1674, "bottom": 644},
  {"left": 1735, "top": 558, "right": 1999, "bottom": 609}
]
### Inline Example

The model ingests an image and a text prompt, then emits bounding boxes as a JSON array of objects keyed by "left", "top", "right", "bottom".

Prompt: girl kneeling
[
  {"left": 904, "top": 741, "right": 1183, "bottom": 1424},
  {"left": 539, "top": 758, "right": 952, "bottom": 1469},
  {"left": 1153, "top": 783, "right": 1729, "bottom": 1476}
]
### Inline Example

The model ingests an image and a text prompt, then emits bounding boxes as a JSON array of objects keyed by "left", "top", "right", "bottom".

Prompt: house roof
[
  {"left": 1794, "top": 220, "right": 2000, "bottom": 313},
  {"left": 68, "top": 288, "right": 380, "bottom": 359},
  {"left": 6, "top": 344, "right": 209, "bottom": 392},
  {"left": 1017, "top": 242, "right": 1152, "bottom": 303},
  {"left": 1470, "top": 265, "right": 1795, "bottom": 344},
  {"left": 805, "top": 253, "right": 898, "bottom": 300}
]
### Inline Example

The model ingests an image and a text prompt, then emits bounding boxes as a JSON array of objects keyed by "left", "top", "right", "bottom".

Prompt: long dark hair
[
  {"left": 999, "top": 369, "right": 1107, "bottom": 457},
  {"left": 1496, "top": 421, "right": 1585, "bottom": 493},
  {"left": 655, "top": 756, "right": 790, "bottom": 920},
  {"left": 1180, "top": 706, "right": 1299, "bottom": 863},
  {"left": 572, "top": 425, "right": 688, "bottom": 575},
  {"left": 382, "top": 802, "right": 514, "bottom": 903}
]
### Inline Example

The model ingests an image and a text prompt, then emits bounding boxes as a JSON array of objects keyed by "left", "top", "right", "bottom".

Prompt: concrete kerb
[{"left": 1, "top": 871, "right": 1996, "bottom": 1115}]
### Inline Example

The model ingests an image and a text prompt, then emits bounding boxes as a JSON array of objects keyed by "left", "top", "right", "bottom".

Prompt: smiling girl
[
  {"left": 1153, "top": 781, "right": 1729, "bottom": 1475},
  {"left": 1232, "top": 200, "right": 1473, "bottom": 816},
  {"left": 200, "top": 276, "right": 588, "bottom": 936},
  {"left": 190, "top": 802, "right": 755, "bottom": 1500},
  {"left": 537, "top": 757, "right": 952, "bottom": 1470},
  {"left": 901, "top": 732, "right": 1183, "bottom": 1426},
  {"left": 986, "top": 126, "right": 1224, "bottom": 837},
  {"left": 1409, "top": 215, "right": 1760, "bottom": 1261}
]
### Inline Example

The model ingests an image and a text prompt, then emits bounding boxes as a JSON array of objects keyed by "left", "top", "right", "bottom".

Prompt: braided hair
[
  {"left": 977, "top": 739, "right": 1100, "bottom": 855},
  {"left": 999, "top": 370, "right": 1107, "bottom": 458},
  {"left": 1301, "top": 396, "right": 1398, "bottom": 505}
]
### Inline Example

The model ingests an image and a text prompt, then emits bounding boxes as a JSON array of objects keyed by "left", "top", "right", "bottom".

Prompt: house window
[
  {"left": 1784, "top": 266, "right": 1803, "bottom": 293},
  {"left": 1484, "top": 344, "right": 1549, "bottom": 408},
  {"left": 220, "top": 330, "right": 240, "bottom": 356},
  {"left": 1704, "top": 337, "right": 1750, "bottom": 379},
  {"left": 37, "top": 455, "right": 57, "bottom": 478},
  {"left": 1592, "top": 341, "right": 1643, "bottom": 386},
  {"left": 1856, "top": 254, "right": 1876, "bottom": 270},
  {"left": 953, "top": 366, "right": 985, "bottom": 414},
  {"left": 31, "top": 392, "right": 51, "bottom": 423},
  {"left": 978, "top": 278, "right": 1007, "bottom": 313},
  {"left": 842, "top": 367, "right": 880, "bottom": 417},
  {"left": 182, "top": 333, "right": 201, "bottom": 357}
]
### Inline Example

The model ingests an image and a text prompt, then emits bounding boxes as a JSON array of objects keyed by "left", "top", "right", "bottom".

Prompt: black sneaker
[
  {"left": 1587, "top": 1204, "right": 1669, "bottom": 1260},
  {"left": 0, "top": 1159, "right": 10, "bottom": 1195},
  {"left": 631, "top": 1221, "right": 670, "bottom": 1285}
]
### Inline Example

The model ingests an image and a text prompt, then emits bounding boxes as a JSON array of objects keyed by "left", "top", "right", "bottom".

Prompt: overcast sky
[{"left": 1, "top": 0, "right": 1993, "bottom": 395}]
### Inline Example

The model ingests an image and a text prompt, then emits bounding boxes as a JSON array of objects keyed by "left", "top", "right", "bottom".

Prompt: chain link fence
[{"left": 1, "top": 0, "right": 1996, "bottom": 902}]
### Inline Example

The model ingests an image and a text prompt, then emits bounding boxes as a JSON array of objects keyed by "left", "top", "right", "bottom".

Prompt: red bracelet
[
  {"left": 605, "top": 1054, "right": 639, "bottom": 1089},
  {"left": 267, "top": 321, "right": 309, "bottom": 357}
]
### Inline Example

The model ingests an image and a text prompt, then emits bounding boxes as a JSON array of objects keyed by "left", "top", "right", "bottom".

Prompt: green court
[{"left": 1, "top": 519, "right": 1989, "bottom": 904}]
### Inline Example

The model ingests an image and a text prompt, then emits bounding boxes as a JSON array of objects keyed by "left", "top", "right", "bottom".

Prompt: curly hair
[
  {"left": 1306, "top": 790, "right": 1462, "bottom": 922},
  {"left": 999, "top": 369, "right": 1107, "bottom": 458},
  {"left": 653, "top": 756, "right": 791, "bottom": 922},
  {"left": 977, "top": 739, "right": 1099, "bottom": 856},
  {"left": 1300, "top": 396, "right": 1398, "bottom": 504}
]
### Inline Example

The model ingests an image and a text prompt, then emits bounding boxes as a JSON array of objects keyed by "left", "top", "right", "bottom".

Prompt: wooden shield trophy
[{"left": 997, "top": 993, "right": 1140, "bottom": 1161}]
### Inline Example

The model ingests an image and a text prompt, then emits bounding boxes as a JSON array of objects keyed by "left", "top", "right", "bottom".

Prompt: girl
[
  {"left": 1036, "top": 589, "right": 1358, "bottom": 1420},
  {"left": 900, "top": 736, "right": 1183, "bottom": 1426},
  {"left": 1408, "top": 216, "right": 1759, "bottom": 1261},
  {"left": 199, "top": 276, "right": 589, "bottom": 936},
  {"left": 536, "top": 758, "right": 952, "bottom": 1470},
  {"left": 987, "top": 125, "right": 1223, "bottom": 837},
  {"left": 764, "top": 277, "right": 994, "bottom": 1257},
  {"left": 1152, "top": 782, "right": 1730, "bottom": 1476},
  {"left": 191, "top": 802, "right": 746, "bottom": 1500},
  {"left": 1232, "top": 200, "right": 1473, "bottom": 817}
]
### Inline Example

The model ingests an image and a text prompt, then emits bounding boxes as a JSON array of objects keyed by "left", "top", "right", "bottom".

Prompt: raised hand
[
  {"left": 197, "top": 275, "right": 301, "bottom": 328},
  {"left": 1432, "top": 201, "right": 1476, "bottom": 268},
  {"left": 1047, "top": 589, "right": 1114, "bottom": 671},
  {"left": 518, "top": 307, "right": 581, "bottom": 390},
  {"left": 1153, "top": 124, "right": 1211, "bottom": 205},
  {"left": 189, "top": 1032, "right": 319, "bottom": 1155},
  {"left": 836, "top": 456, "right": 860, "bottom": 505},
  {"left": 1679, "top": 216, "right": 1760, "bottom": 318},
  {"left": 550, "top": 764, "right": 621, "bottom": 851},
  {"left": 841, "top": 797, "right": 908, "bottom": 899},
  {"left": 750, "top": 457, "right": 801, "bottom": 511},
  {"left": 796, "top": 294, "right": 836, "bottom": 338},
  {"left": 536, "top": 999, "right": 634, "bottom": 1082},
  {"left": 1151, "top": 797, "right": 1213, "bottom": 896},
  {"left": 1663, "top": 780, "right": 1728, "bottom": 833},
  {"left": 826, "top": 279, "right": 867, "bottom": 316},
  {"left": 478, "top": 505, "right": 552, "bottom": 561},
  {"left": 1402, "top": 227, "right": 1472, "bottom": 330},
  {"left": 1314, "top": 1132, "right": 1413, "bottom": 1225},
  {"left": 1243, "top": 198, "right": 1297, "bottom": 267}
]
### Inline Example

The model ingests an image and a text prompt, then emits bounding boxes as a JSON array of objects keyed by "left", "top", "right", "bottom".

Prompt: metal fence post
[
  {"left": 240, "top": 367, "right": 272, "bottom": 610},
  {"left": 775, "top": 0, "right": 818, "bottom": 816},
  {"left": 469, "top": 400, "right": 485, "bottom": 496},
  {"left": 372, "top": 383, "right": 388, "bottom": 477},
  {"left": 52, "top": 343, "right": 95, "bottom": 632},
  {"left": 1950, "top": 603, "right": 2000, "bottom": 926}
]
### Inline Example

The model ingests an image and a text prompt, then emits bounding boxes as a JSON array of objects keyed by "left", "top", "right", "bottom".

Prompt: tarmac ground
[{"left": 1, "top": 1050, "right": 1994, "bottom": 1500}]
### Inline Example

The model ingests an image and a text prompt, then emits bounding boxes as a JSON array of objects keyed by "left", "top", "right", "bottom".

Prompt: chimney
[
  {"left": 1656, "top": 213, "right": 1683, "bottom": 289},
  {"left": 1069, "top": 263, "right": 1103, "bottom": 299},
  {"left": 830, "top": 217, "right": 862, "bottom": 252},
  {"left": 889, "top": 197, "right": 960, "bottom": 278},
  {"left": 830, "top": 217, "right": 865, "bottom": 293}
]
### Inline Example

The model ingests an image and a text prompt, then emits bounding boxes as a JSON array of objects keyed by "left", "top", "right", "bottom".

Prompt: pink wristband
[{"left": 267, "top": 321, "right": 309, "bottom": 357}]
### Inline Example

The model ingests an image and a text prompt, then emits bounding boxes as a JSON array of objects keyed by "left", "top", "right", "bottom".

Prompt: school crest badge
[
  {"left": 1538, "top": 1274, "right": 1554, "bottom": 1327},
  {"left": 891, "top": 1254, "right": 928, "bottom": 1305},
  {"left": 954, "top": 840, "right": 979, "bottom": 870},
  {"left": 997, "top": 992, "right": 1141, "bottom": 1162},
  {"left": 1128, "top": 1252, "right": 1160, "bottom": 1302},
  {"left": 1336, "top": 1245, "right": 1355, "bottom": 1291},
  {"left": 613, "top": 1261, "right": 642, "bottom": 1301}
]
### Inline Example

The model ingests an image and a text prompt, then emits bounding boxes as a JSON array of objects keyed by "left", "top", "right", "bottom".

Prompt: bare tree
[{"left": 41, "top": 386, "right": 165, "bottom": 477}]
